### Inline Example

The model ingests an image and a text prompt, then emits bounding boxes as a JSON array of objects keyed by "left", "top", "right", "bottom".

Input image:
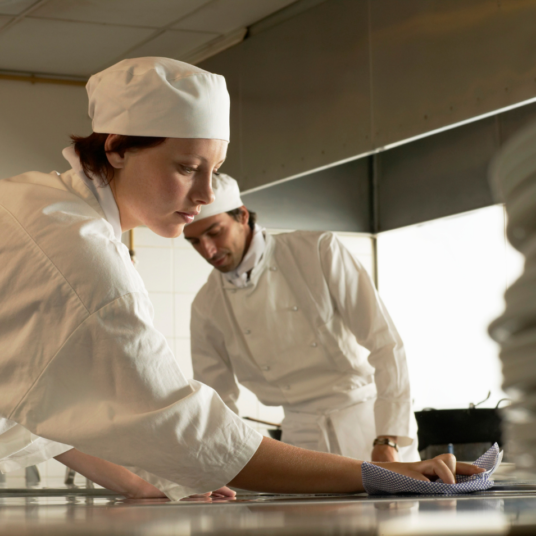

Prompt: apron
[{"left": 281, "top": 396, "right": 420, "bottom": 462}]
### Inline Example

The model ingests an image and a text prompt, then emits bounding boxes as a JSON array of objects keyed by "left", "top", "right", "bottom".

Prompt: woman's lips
[{"left": 176, "top": 211, "right": 198, "bottom": 224}]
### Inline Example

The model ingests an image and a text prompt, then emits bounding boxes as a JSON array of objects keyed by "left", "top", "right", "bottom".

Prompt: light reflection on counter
[{"left": 0, "top": 491, "right": 536, "bottom": 535}]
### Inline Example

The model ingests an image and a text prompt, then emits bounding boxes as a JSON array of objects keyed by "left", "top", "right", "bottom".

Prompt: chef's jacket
[
  {"left": 191, "top": 231, "right": 417, "bottom": 453},
  {"left": 0, "top": 160, "right": 262, "bottom": 499}
]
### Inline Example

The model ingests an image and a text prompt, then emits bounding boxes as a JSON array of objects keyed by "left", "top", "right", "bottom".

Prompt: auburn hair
[{"left": 70, "top": 132, "right": 166, "bottom": 182}]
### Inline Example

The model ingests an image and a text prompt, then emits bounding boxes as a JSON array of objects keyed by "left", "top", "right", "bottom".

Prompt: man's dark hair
[{"left": 227, "top": 207, "right": 257, "bottom": 231}]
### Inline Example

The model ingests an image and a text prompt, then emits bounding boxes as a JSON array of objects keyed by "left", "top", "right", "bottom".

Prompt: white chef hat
[
  {"left": 191, "top": 173, "right": 243, "bottom": 223},
  {"left": 86, "top": 57, "right": 230, "bottom": 141}
]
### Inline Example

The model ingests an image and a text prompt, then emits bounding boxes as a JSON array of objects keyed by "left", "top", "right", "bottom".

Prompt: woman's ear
[{"left": 104, "top": 134, "right": 125, "bottom": 170}]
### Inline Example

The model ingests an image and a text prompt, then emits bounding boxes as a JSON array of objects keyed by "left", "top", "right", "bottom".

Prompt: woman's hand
[
  {"left": 55, "top": 449, "right": 166, "bottom": 499},
  {"left": 374, "top": 454, "right": 486, "bottom": 484},
  {"left": 186, "top": 486, "right": 236, "bottom": 500}
]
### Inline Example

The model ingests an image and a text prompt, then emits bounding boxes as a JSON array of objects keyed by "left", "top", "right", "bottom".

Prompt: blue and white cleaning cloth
[{"left": 362, "top": 443, "right": 503, "bottom": 495}]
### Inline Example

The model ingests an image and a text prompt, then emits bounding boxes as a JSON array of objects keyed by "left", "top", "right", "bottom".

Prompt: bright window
[{"left": 377, "top": 205, "right": 524, "bottom": 411}]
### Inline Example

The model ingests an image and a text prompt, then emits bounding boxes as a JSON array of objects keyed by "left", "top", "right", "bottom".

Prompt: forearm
[
  {"left": 229, "top": 437, "right": 364, "bottom": 493},
  {"left": 55, "top": 449, "right": 166, "bottom": 499}
]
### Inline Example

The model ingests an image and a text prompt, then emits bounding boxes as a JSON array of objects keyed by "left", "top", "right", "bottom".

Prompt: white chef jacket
[
  {"left": 0, "top": 158, "right": 262, "bottom": 499},
  {"left": 191, "top": 231, "right": 418, "bottom": 460}
]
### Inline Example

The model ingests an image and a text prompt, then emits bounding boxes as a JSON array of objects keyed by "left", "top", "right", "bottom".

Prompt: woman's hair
[
  {"left": 71, "top": 132, "right": 166, "bottom": 182},
  {"left": 227, "top": 207, "right": 257, "bottom": 230}
]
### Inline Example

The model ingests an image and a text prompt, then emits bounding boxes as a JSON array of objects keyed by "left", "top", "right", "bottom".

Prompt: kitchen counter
[{"left": 1, "top": 486, "right": 536, "bottom": 535}]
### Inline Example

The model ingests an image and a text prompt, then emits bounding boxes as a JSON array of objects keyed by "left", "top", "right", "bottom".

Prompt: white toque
[
  {"left": 191, "top": 173, "right": 243, "bottom": 223},
  {"left": 86, "top": 57, "right": 230, "bottom": 141}
]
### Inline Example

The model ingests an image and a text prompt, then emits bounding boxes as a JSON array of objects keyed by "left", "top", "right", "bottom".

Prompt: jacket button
[
  {"left": 311, "top": 342, "right": 318, "bottom": 347},
  {"left": 261, "top": 365, "right": 271, "bottom": 371},
  {"left": 283, "top": 385, "right": 291, "bottom": 390},
  {"left": 245, "top": 329, "right": 251, "bottom": 335},
  {"left": 292, "top": 306, "right": 299, "bottom": 311},
  {"left": 270, "top": 266, "right": 277, "bottom": 271}
]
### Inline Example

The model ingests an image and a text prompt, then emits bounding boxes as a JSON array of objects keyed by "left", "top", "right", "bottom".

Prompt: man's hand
[{"left": 371, "top": 436, "right": 399, "bottom": 462}]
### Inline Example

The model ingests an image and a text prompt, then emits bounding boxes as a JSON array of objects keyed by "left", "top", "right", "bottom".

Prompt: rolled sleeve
[{"left": 10, "top": 292, "right": 262, "bottom": 497}]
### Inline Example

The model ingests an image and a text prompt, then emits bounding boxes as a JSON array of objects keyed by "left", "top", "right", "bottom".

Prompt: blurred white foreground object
[{"left": 489, "top": 120, "right": 536, "bottom": 475}]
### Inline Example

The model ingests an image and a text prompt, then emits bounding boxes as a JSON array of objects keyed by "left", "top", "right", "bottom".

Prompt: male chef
[{"left": 184, "top": 174, "right": 419, "bottom": 462}]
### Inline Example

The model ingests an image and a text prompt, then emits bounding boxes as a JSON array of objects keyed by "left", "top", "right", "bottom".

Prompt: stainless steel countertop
[{"left": 1, "top": 487, "right": 536, "bottom": 535}]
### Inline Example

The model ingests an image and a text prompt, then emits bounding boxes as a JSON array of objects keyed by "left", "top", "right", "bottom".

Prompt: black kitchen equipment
[
  {"left": 415, "top": 407, "right": 502, "bottom": 450},
  {"left": 415, "top": 392, "right": 504, "bottom": 452}
]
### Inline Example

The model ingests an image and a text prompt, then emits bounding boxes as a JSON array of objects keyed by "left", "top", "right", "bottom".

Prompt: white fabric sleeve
[
  {"left": 9, "top": 292, "right": 262, "bottom": 499},
  {"left": 190, "top": 300, "right": 241, "bottom": 415},
  {"left": 319, "top": 234, "right": 416, "bottom": 446},
  {"left": 0, "top": 420, "right": 72, "bottom": 474}
]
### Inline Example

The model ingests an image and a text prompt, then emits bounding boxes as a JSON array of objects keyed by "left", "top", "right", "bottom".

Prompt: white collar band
[{"left": 62, "top": 146, "right": 123, "bottom": 241}]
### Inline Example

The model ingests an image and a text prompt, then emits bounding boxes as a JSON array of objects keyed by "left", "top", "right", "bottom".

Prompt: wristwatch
[{"left": 373, "top": 438, "right": 399, "bottom": 452}]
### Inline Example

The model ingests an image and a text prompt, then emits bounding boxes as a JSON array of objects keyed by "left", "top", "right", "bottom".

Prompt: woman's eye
[{"left": 181, "top": 166, "right": 197, "bottom": 175}]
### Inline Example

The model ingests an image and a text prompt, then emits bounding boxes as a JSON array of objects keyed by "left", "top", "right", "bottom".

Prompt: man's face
[{"left": 184, "top": 209, "right": 251, "bottom": 273}]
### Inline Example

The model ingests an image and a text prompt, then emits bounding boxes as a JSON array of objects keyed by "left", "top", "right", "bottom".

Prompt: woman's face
[{"left": 106, "top": 136, "right": 227, "bottom": 238}]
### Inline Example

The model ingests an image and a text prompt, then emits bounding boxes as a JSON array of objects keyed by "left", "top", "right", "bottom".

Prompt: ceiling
[{"left": 0, "top": 0, "right": 298, "bottom": 78}]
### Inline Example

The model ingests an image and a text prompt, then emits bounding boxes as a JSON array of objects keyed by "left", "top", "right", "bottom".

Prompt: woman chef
[{"left": 0, "top": 57, "right": 482, "bottom": 499}]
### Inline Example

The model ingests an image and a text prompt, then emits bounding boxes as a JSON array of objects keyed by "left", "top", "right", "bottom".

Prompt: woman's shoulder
[{"left": 0, "top": 170, "right": 144, "bottom": 315}]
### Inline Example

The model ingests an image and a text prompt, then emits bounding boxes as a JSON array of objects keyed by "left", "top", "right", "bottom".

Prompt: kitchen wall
[{"left": 0, "top": 79, "right": 90, "bottom": 180}]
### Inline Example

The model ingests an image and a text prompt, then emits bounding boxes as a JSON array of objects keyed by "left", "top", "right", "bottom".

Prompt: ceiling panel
[
  {"left": 0, "top": 0, "right": 38, "bottom": 16},
  {"left": 124, "top": 29, "right": 219, "bottom": 61},
  {"left": 173, "top": 0, "right": 298, "bottom": 34},
  {"left": 370, "top": 0, "right": 536, "bottom": 149},
  {"left": 0, "top": 14, "right": 12, "bottom": 28},
  {"left": 0, "top": 18, "right": 154, "bottom": 76},
  {"left": 31, "top": 0, "right": 212, "bottom": 29}
]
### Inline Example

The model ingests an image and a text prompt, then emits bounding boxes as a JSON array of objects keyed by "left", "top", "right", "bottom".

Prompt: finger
[
  {"left": 216, "top": 486, "right": 236, "bottom": 497},
  {"left": 436, "top": 454, "right": 456, "bottom": 476},
  {"left": 456, "top": 462, "right": 486, "bottom": 475},
  {"left": 181, "top": 495, "right": 212, "bottom": 502},
  {"left": 433, "top": 459, "right": 456, "bottom": 484},
  {"left": 406, "top": 470, "right": 431, "bottom": 482}
]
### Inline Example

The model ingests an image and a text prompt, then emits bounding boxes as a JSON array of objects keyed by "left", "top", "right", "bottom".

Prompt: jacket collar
[
  {"left": 62, "top": 146, "right": 122, "bottom": 241},
  {"left": 220, "top": 232, "right": 276, "bottom": 290},
  {"left": 222, "top": 224, "right": 266, "bottom": 288}
]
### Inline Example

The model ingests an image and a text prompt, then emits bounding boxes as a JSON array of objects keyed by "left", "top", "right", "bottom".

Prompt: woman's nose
[{"left": 192, "top": 172, "right": 215, "bottom": 206}]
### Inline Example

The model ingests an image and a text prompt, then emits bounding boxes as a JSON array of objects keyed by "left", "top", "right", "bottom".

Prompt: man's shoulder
[{"left": 271, "top": 229, "right": 335, "bottom": 248}]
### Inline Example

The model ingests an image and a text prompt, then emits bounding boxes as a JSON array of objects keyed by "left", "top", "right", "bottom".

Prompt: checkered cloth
[{"left": 362, "top": 443, "right": 502, "bottom": 495}]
